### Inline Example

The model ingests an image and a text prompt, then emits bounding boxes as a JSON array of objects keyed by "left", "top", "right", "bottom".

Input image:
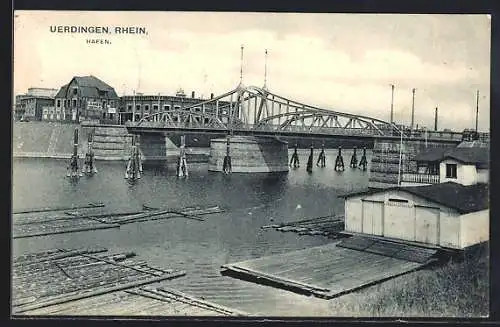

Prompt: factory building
[{"left": 118, "top": 89, "right": 225, "bottom": 125}]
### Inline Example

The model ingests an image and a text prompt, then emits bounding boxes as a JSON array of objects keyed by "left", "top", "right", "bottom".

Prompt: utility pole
[
  {"left": 239, "top": 45, "right": 244, "bottom": 85},
  {"left": 390, "top": 84, "right": 395, "bottom": 125},
  {"left": 476, "top": 89, "right": 479, "bottom": 132},
  {"left": 410, "top": 88, "right": 416, "bottom": 132},
  {"left": 264, "top": 49, "right": 268, "bottom": 90},
  {"left": 132, "top": 90, "right": 136, "bottom": 122}
]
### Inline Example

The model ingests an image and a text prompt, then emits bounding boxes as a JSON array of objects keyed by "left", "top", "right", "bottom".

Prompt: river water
[{"left": 12, "top": 149, "right": 372, "bottom": 316}]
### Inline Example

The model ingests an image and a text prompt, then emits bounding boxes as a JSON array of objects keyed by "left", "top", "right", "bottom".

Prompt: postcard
[{"left": 12, "top": 11, "right": 490, "bottom": 318}]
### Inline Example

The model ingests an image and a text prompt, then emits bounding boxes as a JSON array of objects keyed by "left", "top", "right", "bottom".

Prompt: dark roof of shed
[
  {"left": 442, "top": 147, "right": 489, "bottom": 168},
  {"left": 55, "top": 76, "right": 118, "bottom": 98},
  {"left": 340, "top": 182, "right": 489, "bottom": 214},
  {"left": 414, "top": 147, "right": 489, "bottom": 169}
]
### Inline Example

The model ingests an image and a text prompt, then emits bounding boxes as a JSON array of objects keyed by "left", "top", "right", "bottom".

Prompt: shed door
[
  {"left": 384, "top": 199, "right": 414, "bottom": 241},
  {"left": 362, "top": 200, "right": 384, "bottom": 236},
  {"left": 415, "top": 206, "right": 440, "bottom": 245}
]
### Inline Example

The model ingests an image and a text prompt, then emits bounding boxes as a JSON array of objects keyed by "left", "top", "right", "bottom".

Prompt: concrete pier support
[{"left": 209, "top": 136, "right": 289, "bottom": 173}]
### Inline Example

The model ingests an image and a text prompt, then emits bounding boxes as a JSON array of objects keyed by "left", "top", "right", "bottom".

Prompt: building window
[
  {"left": 136, "top": 105, "right": 141, "bottom": 111},
  {"left": 73, "top": 88, "right": 77, "bottom": 95},
  {"left": 144, "top": 105, "right": 149, "bottom": 111},
  {"left": 56, "top": 99, "right": 61, "bottom": 107},
  {"left": 174, "top": 105, "right": 181, "bottom": 110},
  {"left": 127, "top": 105, "right": 132, "bottom": 112},
  {"left": 446, "top": 164, "right": 457, "bottom": 179},
  {"left": 72, "top": 99, "right": 77, "bottom": 107},
  {"left": 153, "top": 105, "right": 158, "bottom": 111},
  {"left": 164, "top": 105, "right": 170, "bottom": 111},
  {"left": 388, "top": 198, "right": 408, "bottom": 203}
]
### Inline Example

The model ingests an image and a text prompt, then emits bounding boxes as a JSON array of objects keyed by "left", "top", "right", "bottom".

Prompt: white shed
[{"left": 341, "top": 182, "right": 489, "bottom": 250}]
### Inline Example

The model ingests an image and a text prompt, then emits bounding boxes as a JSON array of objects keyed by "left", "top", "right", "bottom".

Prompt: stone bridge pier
[{"left": 208, "top": 136, "right": 289, "bottom": 173}]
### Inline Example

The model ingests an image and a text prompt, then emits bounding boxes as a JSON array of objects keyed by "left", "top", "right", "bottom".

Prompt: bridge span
[{"left": 124, "top": 84, "right": 470, "bottom": 144}]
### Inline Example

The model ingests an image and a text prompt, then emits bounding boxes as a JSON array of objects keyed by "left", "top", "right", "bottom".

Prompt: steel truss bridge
[{"left": 125, "top": 84, "right": 467, "bottom": 142}]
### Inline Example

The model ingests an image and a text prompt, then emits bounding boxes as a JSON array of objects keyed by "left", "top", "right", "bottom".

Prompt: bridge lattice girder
[{"left": 137, "top": 85, "right": 399, "bottom": 136}]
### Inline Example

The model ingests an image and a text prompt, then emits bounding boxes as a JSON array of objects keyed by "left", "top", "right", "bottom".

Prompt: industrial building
[
  {"left": 341, "top": 182, "right": 489, "bottom": 250},
  {"left": 14, "top": 88, "right": 58, "bottom": 121},
  {"left": 118, "top": 89, "right": 224, "bottom": 125},
  {"left": 54, "top": 75, "right": 119, "bottom": 123}
]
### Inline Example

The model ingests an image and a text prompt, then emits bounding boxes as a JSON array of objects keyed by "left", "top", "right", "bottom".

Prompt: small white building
[
  {"left": 401, "top": 146, "right": 489, "bottom": 187},
  {"left": 341, "top": 182, "right": 489, "bottom": 250}
]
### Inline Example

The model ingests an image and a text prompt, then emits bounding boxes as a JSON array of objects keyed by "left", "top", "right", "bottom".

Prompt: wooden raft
[
  {"left": 261, "top": 215, "right": 345, "bottom": 238},
  {"left": 221, "top": 237, "right": 438, "bottom": 299},
  {"left": 13, "top": 202, "right": 105, "bottom": 214},
  {"left": 12, "top": 247, "right": 186, "bottom": 315},
  {"left": 13, "top": 204, "right": 224, "bottom": 239}
]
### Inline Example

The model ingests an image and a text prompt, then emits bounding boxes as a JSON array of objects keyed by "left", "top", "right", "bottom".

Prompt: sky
[{"left": 13, "top": 11, "right": 491, "bottom": 131}]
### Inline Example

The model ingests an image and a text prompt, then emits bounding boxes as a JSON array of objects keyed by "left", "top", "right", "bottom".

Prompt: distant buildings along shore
[{"left": 14, "top": 75, "right": 224, "bottom": 125}]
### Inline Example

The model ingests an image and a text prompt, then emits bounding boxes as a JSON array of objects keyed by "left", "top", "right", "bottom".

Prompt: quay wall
[{"left": 12, "top": 122, "right": 208, "bottom": 162}]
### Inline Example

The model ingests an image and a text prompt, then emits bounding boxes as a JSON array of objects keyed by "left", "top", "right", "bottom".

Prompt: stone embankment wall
[
  {"left": 368, "top": 138, "right": 458, "bottom": 188},
  {"left": 13, "top": 122, "right": 209, "bottom": 162}
]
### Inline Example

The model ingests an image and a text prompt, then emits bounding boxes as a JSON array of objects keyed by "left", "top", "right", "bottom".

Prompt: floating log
[
  {"left": 14, "top": 270, "right": 186, "bottom": 314},
  {"left": 13, "top": 203, "right": 105, "bottom": 215},
  {"left": 13, "top": 223, "right": 121, "bottom": 239}
]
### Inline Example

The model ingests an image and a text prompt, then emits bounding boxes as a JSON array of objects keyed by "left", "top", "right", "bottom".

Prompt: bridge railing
[{"left": 125, "top": 121, "right": 485, "bottom": 142}]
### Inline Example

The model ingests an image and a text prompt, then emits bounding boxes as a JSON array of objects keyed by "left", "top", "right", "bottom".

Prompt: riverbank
[{"left": 328, "top": 243, "right": 489, "bottom": 317}]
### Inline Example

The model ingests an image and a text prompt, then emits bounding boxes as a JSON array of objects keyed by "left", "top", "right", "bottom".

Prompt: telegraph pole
[
  {"left": 475, "top": 89, "right": 479, "bottom": 132},
  {"left": 410, "top": 88, "right": 416, "bottom": 132},
  {"left": 239, "top": 44, "right": 244, "bottom": 85},
  {"left": 264, "top": 49, "right": 268, "bottom": 90},
  {"left": 390, "top": 84, "right": 395, "bottom": 125}
]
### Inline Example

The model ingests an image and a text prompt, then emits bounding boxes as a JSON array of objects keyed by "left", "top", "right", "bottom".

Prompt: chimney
[
  {"left": 210, "top": 93, "right": 214, "bottom": 100},
  {"left": 434, "top": 107, "right": 438, "bottom": 131},
  {"left": 191, "top": 91, "right": 195, "bottom": 98}
]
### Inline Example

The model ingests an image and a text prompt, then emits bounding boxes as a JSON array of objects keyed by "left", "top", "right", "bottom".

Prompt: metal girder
[{"left": 135, "top": 84, "right": 399, "bottom": 136}]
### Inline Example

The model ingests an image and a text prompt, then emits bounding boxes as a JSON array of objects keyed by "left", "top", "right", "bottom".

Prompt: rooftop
[
  {"left": 340, "top": 182, "right": 489, "bottom": 214},
  {"left": 56, "top": 75, "right": 118, "bottom": 99},
  {"left": 414, "top": 146, "right": 489, "bottom": 169}
]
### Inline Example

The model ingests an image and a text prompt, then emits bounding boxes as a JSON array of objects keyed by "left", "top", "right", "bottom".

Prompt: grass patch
[{"left": 329, "top": 244, "right": 489, "bottom": 317}]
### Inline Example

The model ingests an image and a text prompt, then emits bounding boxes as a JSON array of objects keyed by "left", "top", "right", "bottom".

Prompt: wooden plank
[
  {"left": 221, "top": 242, "right": 435, "bottom": 300},
  {"left": 13, "top": 202, "right": 105, "bottom": 214}
]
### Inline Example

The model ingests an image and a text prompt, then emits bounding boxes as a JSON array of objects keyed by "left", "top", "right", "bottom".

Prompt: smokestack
[
  {"left": 191, "top": 91, "right": 195, "bottom": 99},
  {"left": 434, "top": 107, "right": 438, "bottom": 131},
  {"left": 411, "top": 88, "right": 416, "bottom": 131},
  {"left": 210, "top": 93, "right": 214, "bottom": 99}
]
